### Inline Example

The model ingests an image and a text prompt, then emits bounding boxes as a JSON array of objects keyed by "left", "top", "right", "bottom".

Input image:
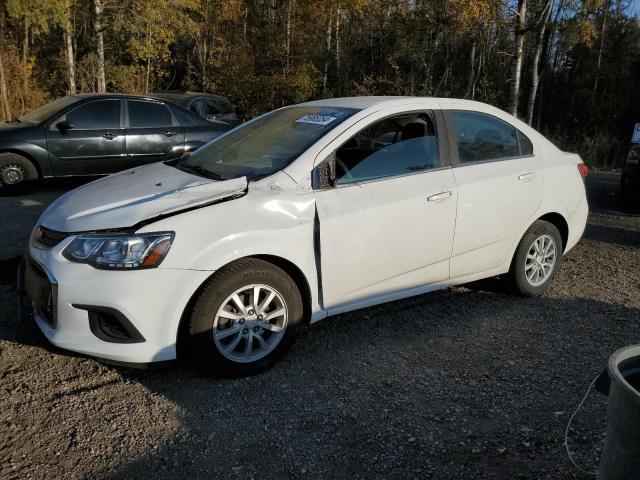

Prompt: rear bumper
[{"left": 25, "top": 241, "right": 212, "bottom": 364}]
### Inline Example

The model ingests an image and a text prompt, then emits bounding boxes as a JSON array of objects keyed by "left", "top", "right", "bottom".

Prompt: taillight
[{"left": 578, "top": 163, "right": 589, "bottom": 178}]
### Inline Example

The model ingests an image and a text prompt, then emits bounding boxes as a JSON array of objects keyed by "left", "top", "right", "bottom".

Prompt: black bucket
[{"left": 598, "top": 345, "right": 640, "bottom": 479}]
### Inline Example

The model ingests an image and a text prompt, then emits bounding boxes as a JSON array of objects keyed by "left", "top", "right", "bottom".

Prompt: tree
[{"left": 93, "top": 0, "right": 106, "bottom": 92}]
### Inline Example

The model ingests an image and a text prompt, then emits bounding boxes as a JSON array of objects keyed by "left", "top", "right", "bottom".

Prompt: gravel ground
[{"left": 1, "top": 171, "right": 639, "bottom": 479}]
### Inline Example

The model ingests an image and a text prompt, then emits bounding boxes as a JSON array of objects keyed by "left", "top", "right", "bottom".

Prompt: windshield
[
  {"left": 178, "top": 106, "right": 358, "bottom": 181},
  {"left": 19, "top": 96, "right": 81, "bottom": 124}
]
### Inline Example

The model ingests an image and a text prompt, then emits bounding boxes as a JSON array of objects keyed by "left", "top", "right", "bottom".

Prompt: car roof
[
  {"left": 147, "top": 92, "right": 231, "bottom": 104},
  {"left": 297, "top": 96, "right": 490, "bottom": 111}
]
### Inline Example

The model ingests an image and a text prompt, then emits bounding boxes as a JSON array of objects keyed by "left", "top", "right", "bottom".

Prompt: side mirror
[
  {"left": 56, "top": 120, "right": 74, "bottom": 131},
  {"left": 313, "top": 154, "right": 337, "bottom": 190}
]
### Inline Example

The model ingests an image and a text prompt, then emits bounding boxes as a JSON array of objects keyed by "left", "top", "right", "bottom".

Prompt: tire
[
  {"left": 187, "top": 258, "right": 304, "bottom": 377},
  {"left": 507, "top": 220, "right": 563, "bottom": 297},
  {"left": 0, "top": 153, "right": 38, "bottom": 187}
]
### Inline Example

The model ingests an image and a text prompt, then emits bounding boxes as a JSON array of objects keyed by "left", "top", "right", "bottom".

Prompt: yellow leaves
[{"left": 443, "top": 0, "right": 504, "bottom": 34}]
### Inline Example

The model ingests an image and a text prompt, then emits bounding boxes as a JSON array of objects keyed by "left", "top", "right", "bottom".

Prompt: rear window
[{"left": 128, "top": 100, "right": 173, "bottom": 128}]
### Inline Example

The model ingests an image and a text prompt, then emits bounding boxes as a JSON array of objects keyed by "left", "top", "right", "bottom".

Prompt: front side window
[
  {"left": 64, "top": 100, "right": 120, "bottom": 129},
  {"left": 178, "top": 106, "right": 357, "bottom": 181},
  {"left": 450, "top": 111, "right": 524, "bottom": 163},
  {"left": 128, "top": 100, "right": 172, "bottom": 128},
  {"left": 334, "top": 113, "right": 440, "bottom": 185}
]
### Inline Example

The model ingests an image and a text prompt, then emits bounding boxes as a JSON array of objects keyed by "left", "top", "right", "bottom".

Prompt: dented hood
[{"left": 38, "top": 162, "right": 247, "bottom": 232}]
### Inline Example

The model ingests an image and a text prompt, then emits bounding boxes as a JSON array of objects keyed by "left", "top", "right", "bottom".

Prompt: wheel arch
[
  {"left": 175, "top": 254, "right": 313, "bottom": 360},
  {"left": 537, "top": 212, "right": 569, "bottom": 252}
]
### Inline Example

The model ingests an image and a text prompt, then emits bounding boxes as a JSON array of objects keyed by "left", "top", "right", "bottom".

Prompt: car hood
[{"left": 38, "top": 162, "right": 248, "bottom": 232}]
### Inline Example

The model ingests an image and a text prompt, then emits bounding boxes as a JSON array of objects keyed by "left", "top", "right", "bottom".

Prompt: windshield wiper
[
  {"left": 10, "top": 117, "right": 21, "bottom": 123},
  {"left": 178, "top": 164, "right": 224, "bottom": 181}
]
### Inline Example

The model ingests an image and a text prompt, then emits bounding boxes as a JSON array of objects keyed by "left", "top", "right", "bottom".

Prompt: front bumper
[{"left": 24, "top": 239, "right": 212, "bottom": 364}]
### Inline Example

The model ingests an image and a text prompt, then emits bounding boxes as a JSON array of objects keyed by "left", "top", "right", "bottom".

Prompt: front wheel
[
  {"left": 187, "top": 258, "right": 304, "bottom": 377},
  {"left": 0, "top": 153, "right": 38, "bottom": 187},
  {"left": 507, "top": 220, "right": 563, "bottom": 297}
]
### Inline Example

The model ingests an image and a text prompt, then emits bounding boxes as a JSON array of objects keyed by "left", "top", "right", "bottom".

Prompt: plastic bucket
[{"left": 598, "top": 344, "right": 640, "bottom": 479}]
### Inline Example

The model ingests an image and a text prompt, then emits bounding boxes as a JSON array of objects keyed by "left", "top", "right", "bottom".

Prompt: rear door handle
[
  {"left": 103, "top": 132, "right": 117, "bottom": 140},
  {"left": 165, "top": 130, "right": 177, "bottom": 137},
  {"left": 518, "top": 172, "right": 536, "bottom": 181},
  {"left": 427, "top": 191, "right": 452, "bottom": 202}
]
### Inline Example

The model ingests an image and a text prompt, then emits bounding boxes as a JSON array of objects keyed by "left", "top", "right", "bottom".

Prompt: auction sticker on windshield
[{"left": 296, "top": 114, "right": 337, "bottom": 126}]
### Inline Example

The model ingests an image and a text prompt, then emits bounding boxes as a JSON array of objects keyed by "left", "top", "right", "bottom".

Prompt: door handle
[
  {"left": 103, "top": 132, "right": 117, "bottom": 140},
  {"left": 427, "top": 191, "right": 452, "bottom": 202},
  {"left": 518, "top": 172, "right": 536, "bottom": 181},
  {"left": 165, "top": 130, "right": 177, "bottom": 137}
]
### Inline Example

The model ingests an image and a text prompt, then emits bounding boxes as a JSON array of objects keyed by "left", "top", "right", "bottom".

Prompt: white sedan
[{"left": 24, "top": 96, "right": 588, "bottom": 376}]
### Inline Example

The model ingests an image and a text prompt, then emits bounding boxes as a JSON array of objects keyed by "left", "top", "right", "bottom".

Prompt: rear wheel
[
  {"left": 187, "top": 258, "right": 304, "bottom": 377},
  {"left": 507, "top": 220, "right": 563, "bottom": 297},
  {"left": 0, "top": 153, "right": 38, "bottom": 187}
]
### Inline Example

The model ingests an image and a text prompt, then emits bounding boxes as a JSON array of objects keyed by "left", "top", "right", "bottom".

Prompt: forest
[{"left": 0, "top": 0, "right": 638, "bottom": 167}]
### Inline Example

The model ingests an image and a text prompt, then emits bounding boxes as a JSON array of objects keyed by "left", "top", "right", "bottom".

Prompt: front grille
[{"left": 33, "top": 225, "right": 69, "bottom": 250}]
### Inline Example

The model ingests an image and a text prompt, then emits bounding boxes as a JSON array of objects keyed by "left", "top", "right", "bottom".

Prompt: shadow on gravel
[
  {"left": 583, "top": 223, "right": 640, "bottom": 248},
  {"left": 93, "top": 289, "right": 640, "bottom": 479}
]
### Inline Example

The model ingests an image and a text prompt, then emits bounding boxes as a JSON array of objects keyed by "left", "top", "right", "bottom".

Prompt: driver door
[{"left": 314, "top": 109, "right": 458, "bottom": 311}]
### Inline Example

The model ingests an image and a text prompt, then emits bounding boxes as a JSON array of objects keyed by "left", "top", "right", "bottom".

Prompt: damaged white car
[{"left": 23, "top": 96, "right": 589, "bottom": 375}]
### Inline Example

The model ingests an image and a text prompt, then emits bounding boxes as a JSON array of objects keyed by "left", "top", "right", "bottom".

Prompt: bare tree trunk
[
  {"left": 22, "top": 18, "right": 29, "bottom": 92},
  {"left": 593, "top": 0, "right": 609, "bottom": 95},
  {"left": 335, "top": 2, "right": 341, "bottom": 88},
  {"left": 63, "top": 24, "right": 76, "bottom": 94},
  {"left": 464, "top": 40, "right": 476, "bottom": 99},
  {"left": 93, "top": 0, "right": 106, "bottom": 93},
  {"left": 526, "top": 0, "right": 552, "bottom": 125},
  {"left": 509, "top": 0, "right": 527, "bottom": 117},
  {"left": 285, "top": 0, "right": 295, "bottom": 72},
  {"left": 322, "top": 3, "right": 333, "bottom": 93},
  {"left": 0, "top": 50, "right": 10, "bottom": 121},
  {"left": 145, "top": 23, "right": 151, "bottom": 93}
]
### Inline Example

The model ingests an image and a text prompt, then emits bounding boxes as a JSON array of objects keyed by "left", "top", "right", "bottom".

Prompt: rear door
[
  {"left": 124, "top": 99, "right": 185, "bottom": 166},
  {"left": 45, "top": 99, "right": 125, "bottom": 175},
  {"left": 443, "top": 108, "right": 543, "bottom": 278}
]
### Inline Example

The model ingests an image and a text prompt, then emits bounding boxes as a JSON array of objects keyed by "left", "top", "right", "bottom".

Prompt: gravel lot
[{"left": 1, "top": 171, "right": 639, "bottom": 479}]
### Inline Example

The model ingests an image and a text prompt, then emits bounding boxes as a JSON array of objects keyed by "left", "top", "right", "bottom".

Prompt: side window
[
  {"left": 203, "top": 100, "right": 221, "bottom": 116},
  {"left": 189, "top": 101, "right": 203, "bottom": 116},
  {"left": 518, "top": 130, "right": 533, "bottom": 155},
  {"left": 334, "top": 113, "right": 440, "bottom": 185},
  {"left": 450, "top": 111, "right": 520, "bottom": 162},
  {"left": 128, "top": 100, "right": 173, "bottom": 128},
  {"left": 64, "top": 100, "right": 120, "bottom": 129}
]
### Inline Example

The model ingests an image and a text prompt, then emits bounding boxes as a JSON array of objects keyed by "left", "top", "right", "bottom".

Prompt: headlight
[{"left": 62, "top": 232, "right": 174, "bottom": 270}]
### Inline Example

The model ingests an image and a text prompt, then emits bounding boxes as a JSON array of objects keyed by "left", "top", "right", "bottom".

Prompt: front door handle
[
  {"left": 103, "top": 132, "right": 117, "bottom": 140},
  {"left": 165, "top": 130, "right": 177, "bottom": 137},
  {"left": 518, "top": 172, "right": 536, "bottom": 182},
  {"left": 427, "top": 191, "right": 452, "bottom": 202}
]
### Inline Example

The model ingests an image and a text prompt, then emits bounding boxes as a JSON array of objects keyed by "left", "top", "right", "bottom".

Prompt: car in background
[
  {"left": 149, "top": 91, "right": 239, "bottom": 125},
  {"left": 0, "top": 94, "right": 233, "bottom": 187},
  {"left": 22, "top": 96, "right": 589, "bottom": 376},
  {"left": 621, "top": 144, "right": 640, "bottom": 205}
]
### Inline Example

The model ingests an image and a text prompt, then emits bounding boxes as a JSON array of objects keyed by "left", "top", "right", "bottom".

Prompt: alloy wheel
[
  {"left": 524, "top": 234, "right": 557, "bottom": 287},
  {"left": 213, "top": 284, "right": 288, "bottom": 363}
]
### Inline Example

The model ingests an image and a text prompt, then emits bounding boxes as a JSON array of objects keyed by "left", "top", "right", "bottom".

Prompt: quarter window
[
  {"left": 128, "top": 100, "right": 173, "bottom": 128},
  {"left": 64, "top": 100, "right": 120, "bottom": 129},
  {"left": 518, "top": 130, "right": 533, "bottom": 155},
  {"left": 335, "top": 113, "right": 440, "bottom": 185},
  {"left": 450, "top": 111, "right": 529, "bottom": 163}
]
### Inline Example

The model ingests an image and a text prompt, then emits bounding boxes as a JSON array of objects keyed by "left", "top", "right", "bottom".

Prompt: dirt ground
[{"left": 1, "top": 171, "right": 639, "bottom": 479}]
